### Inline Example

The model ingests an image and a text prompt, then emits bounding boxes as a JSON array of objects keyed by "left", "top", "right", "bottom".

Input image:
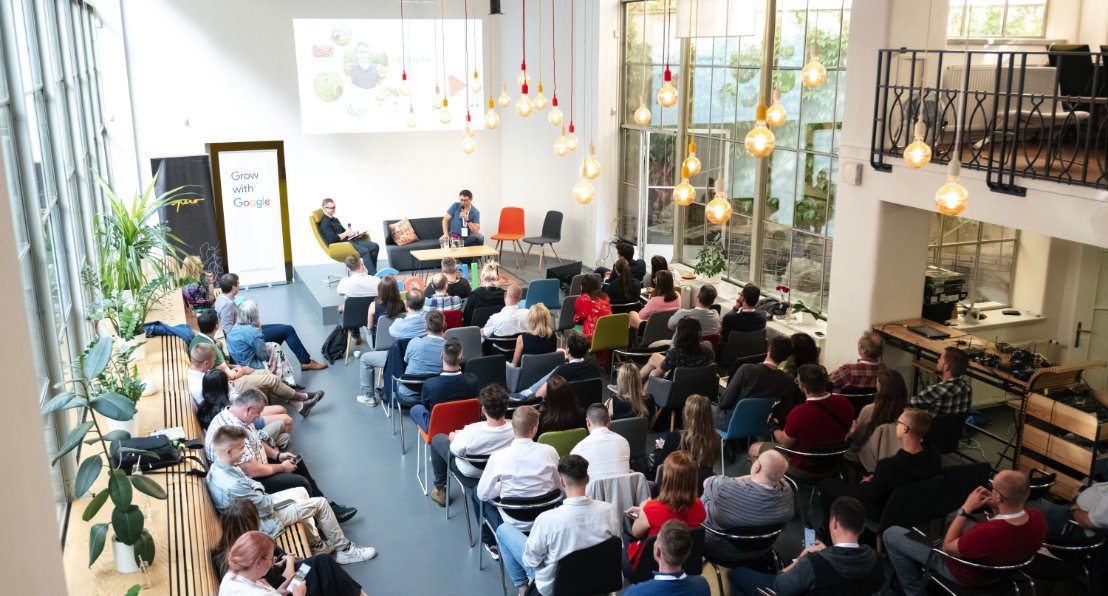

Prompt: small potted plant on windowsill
[{"left": 692, "top": 236, "right": 726, "bottom": 283}]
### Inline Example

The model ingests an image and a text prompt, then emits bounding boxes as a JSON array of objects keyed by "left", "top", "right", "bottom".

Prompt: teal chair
[
  {"left": 537, "top": 428, "right": 587, "bottom": 457},
  {"left": 519, "top": 278, "right": 561, "bottom": 310},
  {"left": 717, "top": 398, "right": 775, "bottom": 475}
]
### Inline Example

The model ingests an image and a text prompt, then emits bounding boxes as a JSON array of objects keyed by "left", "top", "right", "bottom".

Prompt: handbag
[
  {"left": 268, "top": 342, "right": 296, "bottom": 386},
  {"left": 109, "top": 435, "right": 205, "bottom": 475}
]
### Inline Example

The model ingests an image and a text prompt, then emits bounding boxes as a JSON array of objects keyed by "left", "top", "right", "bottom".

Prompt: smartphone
[
  {"left": 287, "top": 562, "right": 311, "bottom": 591},
  {"left": 803, "top": 527, "right": 816, "bottom": 549},
  {"left": 292, "top": 454, "right": 303, "bottom": 466}
]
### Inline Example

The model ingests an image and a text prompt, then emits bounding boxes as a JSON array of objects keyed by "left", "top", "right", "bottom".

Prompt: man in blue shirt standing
[
  {"left": 625, "top": 520, "right": 710, "bottom": 596},
  {"left": 441, "top": 189, "right": 483, "bottom": 247}
]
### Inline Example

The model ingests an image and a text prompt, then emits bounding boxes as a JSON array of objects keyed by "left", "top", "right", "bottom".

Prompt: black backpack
[
  {"left": 109, "top": 435, "right": 205, "bottom": 475},
  {"left": 320, "top": 324, "right": 347, "bottom": 364}
]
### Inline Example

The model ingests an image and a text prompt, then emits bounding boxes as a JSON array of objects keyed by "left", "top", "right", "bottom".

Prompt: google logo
[{"left": 233, "top": 197, "right": 272, "bottom": 208}]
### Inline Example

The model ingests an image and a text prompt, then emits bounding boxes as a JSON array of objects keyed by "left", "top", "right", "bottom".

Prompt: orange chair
[
  {"left": 491, "top": 207, "right": 526, "bottom": 267},
  {"left": 416, "top": 398, "right": 481, "bottom": 494},
  {"left": 404, "top": 276, "right": 426, "bottom": 293}
]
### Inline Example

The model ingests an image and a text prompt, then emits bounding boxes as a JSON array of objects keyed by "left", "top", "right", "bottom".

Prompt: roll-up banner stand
[
  {"left": 207, "top": 141, "right": 292, "bottom": 287},
  {"left": 151, "top": 155, "right": 227, "bottom": 278}
]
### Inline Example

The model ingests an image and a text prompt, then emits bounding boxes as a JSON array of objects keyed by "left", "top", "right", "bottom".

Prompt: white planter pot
[
  {"left": 140, "top": 378, "right": 156, "bottom": 397},
  {"left": 107, "top": 416, "right": 139, "bottom": 437},
  {"left": 112, "top": 537, "right": 140, "bottom": 574}
]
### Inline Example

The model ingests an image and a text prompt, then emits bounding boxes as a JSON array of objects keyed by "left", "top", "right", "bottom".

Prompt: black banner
[{"left": 152, "top": 156, "right": 226, "bottom": 278}]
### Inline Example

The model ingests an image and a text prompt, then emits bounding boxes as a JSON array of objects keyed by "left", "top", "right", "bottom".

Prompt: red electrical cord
[
  {"left": 521, "top": 0, "right": 528, "bottom": 94},
  {"left": 569, "top": 0, "right": 574, "bottom": 132},
  {"left": 550, "top": 0, "right": 557, "bottom": 107}
]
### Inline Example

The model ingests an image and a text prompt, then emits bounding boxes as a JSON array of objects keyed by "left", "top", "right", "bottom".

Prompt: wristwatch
[{"left": 957, "top": 508, "right": 972, "bottom": 518}]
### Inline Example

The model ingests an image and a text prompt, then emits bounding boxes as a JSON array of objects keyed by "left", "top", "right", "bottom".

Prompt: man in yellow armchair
[{"left": 318, "top": 198, "right": 380, "bottom": 274}]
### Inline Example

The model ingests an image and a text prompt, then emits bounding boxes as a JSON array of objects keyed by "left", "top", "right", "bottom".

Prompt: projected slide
[{"left": 292, "top": 19, "right": 484, "bottom": 134}]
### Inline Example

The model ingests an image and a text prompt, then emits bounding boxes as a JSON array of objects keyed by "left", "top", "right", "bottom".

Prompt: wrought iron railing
[{"left": 870, "top": 48, "right": 1107, "bottom": 195}]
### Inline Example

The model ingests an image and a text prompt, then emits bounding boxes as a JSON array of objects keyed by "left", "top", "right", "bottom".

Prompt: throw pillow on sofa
[{"left": 389, "top": 219, "right": 419, "bottom": 245}]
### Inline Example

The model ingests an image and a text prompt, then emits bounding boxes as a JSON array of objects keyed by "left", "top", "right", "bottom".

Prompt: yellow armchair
[{"left": 310, "top": 209, "right": 359, "bottom": 285}]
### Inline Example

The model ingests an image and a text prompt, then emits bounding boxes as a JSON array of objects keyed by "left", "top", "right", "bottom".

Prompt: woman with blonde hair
[
  {"left": 606, "top": 363, "right": 654, "bottom": 420},
  {"left": 624, "top": 450, "right": 706, "bottom": 570},
  {"left": 512, "top": 303, "right": 557, "bottom": 366},
  {"left": 180, "top": 255, "right": 216, "bottom": 313},
  {"left": 652, "top": 395, "right": 721, "bottom": 486},
  {"left": 462, "top": 261, "right": 506, "bottom": 325}
]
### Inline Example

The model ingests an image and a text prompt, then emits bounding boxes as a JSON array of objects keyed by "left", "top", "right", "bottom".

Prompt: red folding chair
[{"left": 415, "top": 398, "right": 481, "bottom": 494}]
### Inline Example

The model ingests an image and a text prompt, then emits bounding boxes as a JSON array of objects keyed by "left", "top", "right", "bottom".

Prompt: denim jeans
[
  {"left": 497, "top": 522, "right": 535, "bottom": 588},
  {"left": 727, "top": 567, "right": 776, "bottom": 596},
  {"left": 349, "top": 238, "right": 380, "bottom": 274},
  {"left": 359, "top": 351, "right": 389, "bottom": 396},
  {"left": 477, "top": 493, "right": 503, "bottom": 547},
  {"left": 261, "top": 323, "right": 311, "bottom": 364},
  {"left": 884, "top": 526, "right": 957, "bottom": 596}
]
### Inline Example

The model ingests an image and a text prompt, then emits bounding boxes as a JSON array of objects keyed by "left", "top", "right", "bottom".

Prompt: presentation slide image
[{"left": 293, "top": 19, "right": 484, "bottom": 134}]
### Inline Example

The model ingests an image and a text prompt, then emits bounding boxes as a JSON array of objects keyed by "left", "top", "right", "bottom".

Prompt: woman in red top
[
  {"left": 624, "top": 450, "right": 706, "bottom": 569},
  {"left": 574, "top": 273, "right": 612, "bottom": 337}
]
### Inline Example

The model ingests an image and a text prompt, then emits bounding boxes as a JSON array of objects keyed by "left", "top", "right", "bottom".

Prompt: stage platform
[{"left": 293, "top": 263, "right": 345, "bottom": 325}]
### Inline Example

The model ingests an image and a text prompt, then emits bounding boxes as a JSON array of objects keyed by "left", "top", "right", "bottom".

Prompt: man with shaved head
[
  {"left": 482, "top": 282, "right": 529, "bottom": 338},
  {"left": 885, "top": 470, "right": 1047, "bottom": 595},
  {"left": 700, "top": 450, "right": 794, "bottom": 564}
]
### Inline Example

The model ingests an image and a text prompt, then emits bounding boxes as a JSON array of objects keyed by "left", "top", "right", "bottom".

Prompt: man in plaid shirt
[
  {"left": 829, "top": 331, "right": 887, "bottom": 390},
  {"left": 910, "top": 347, "right": 972, "bottom": 415}
]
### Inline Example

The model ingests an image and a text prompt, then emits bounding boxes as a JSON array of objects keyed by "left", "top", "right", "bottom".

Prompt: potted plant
[
  {"left": 85, "top": 341, "right": 146, "bottom": 436},
  {"left": 42, "top": 335, "right": 167, "bottom": 573},
  {"left": 692, "top": 236, "right": 727, "bottom": 282}
]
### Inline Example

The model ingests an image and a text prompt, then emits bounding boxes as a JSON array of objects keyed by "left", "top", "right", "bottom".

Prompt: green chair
[
  {"left": 310, "top": 208, "right": 359, "bottom": 286},
  {"left": 589, "top": 313, "right": 630, "bottom": 354},
  {"left": 537, "top": 428, "right": 587, "bottom": 457}
]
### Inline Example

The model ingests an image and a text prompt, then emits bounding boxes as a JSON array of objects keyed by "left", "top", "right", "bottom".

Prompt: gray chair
[
  {"left": 612, "top": 309, "right": 677, "bottom": 369},
  {"left": 569, "top": 378, "right": 605, "bottom": 410},
  {"left": 444, "top": 326, "right": 483, "bottom": 365},
  {"left": 569, "top": 273, "right": 599, "bottom": 298},
  {"left": 465, "top": 354, "right": 507, "bottom": 389},
  {"left": 648, "top": 364, "right": 719, "bottom": 431},
  {"left": 523, "top": 211, "right": 564, "bottom": 273},
  {"left": 609, "top": 416, "right": 649, "bottom": 473},
  {"left": 374, "top": 316, "right": 397, "bottom": 352},
  {"left": 506, "top": 351, "right": 564, "bottom": 393},
  {"left": 556, "top": 295, "right": 579, "bottom": 334},
  {"left": 719, "top": 329, "right": 767, "bottom": 374}
]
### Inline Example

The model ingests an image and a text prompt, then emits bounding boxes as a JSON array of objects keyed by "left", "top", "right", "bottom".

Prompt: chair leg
[
  {"left": 537, "top": 245, "right": 546, "bottom": 275},
  {"left": 669, "top": 411, "right": 676, "bottom": 432},
  {"left": 712, "top": 562, "right": 725, "bottom": 596},
  {"left": 343, "top": 331, "right": 352, "bottom": 365},
  {"left": 720, "top": 438, "right": 726, "bottom": 477},
  {"left": 549, "top": 243, "right": 563, "bottom": 265}
]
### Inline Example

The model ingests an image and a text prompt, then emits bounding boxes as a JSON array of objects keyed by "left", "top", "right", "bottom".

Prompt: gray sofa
[{"left": 382, "top": 217, "right": 445, "bottom": 271}]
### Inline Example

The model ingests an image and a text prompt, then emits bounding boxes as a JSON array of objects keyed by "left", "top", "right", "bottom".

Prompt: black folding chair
[
  {"left": 702, "top": 523, "right": 784, "bottom": 596},
  {"left": 622, "top": 527, "right": 705, "bottom": 584},
  {"left": 551, "top": 537, "right": 623, "bottom": 596},
  {"left": 341, "top": 296, "right": 373, "bottom": 365}
]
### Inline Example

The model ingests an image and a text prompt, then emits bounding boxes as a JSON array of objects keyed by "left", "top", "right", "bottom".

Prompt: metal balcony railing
[{"left": 870, "top": 48, "right": 1108, "bottom": 195}]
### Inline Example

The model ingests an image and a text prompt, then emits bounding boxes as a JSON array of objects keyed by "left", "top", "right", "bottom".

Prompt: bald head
[
  {"left": 992, "top": 470, "right": 1031, "bottom": 508},
  {"left": 504, "top": 283, "right": 522, "bottom": 305},
  {"left": 751, "top": 450, "right": 789, "bottom": 484}
]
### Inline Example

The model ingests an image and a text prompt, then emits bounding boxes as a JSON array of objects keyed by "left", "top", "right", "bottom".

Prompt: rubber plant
[{"left": 41, "top": 335, "right": 167, "bottom": 568}]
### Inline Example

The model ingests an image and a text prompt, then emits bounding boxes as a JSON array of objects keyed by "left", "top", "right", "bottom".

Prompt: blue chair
[
  {"left": 457, "top": 263, "right": 469, "bottom": 283},
  {"left": 377, "top": 267, "right": 400, "bottom": 277},
  {"left": 519, "top": 278, "right": 561, "bottom": 310},
  {"left": 716, "top": 398, "right": 775, "bottom": 475}
]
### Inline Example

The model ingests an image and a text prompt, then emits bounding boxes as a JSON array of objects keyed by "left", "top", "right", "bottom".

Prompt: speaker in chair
[{"left": 546, "top": 261, "right": 582, "bottom": 294}]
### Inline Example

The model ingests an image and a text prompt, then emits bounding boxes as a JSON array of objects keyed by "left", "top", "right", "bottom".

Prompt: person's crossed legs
[{"left": 261, "top": 323, "right": 312, "bottom": 365}]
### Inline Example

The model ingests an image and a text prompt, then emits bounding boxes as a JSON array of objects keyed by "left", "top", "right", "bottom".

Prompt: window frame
[
  {"left": 946, "top": 0, "right": 1050, "bottom": 41},
  {"left": 928, "top": 215, "right": 1020, "bottom": 310}
]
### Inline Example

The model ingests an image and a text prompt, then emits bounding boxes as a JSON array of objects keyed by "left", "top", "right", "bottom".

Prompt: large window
[
  {"left": 0, "top": 0, "right": 110, "bottom": 533},
  {"left": 619, "top": 0, "right": 849, "bottom": 311},
  {"left": 947, "top": 1, "right": 1047, "bottom": 39},
  {"left": 928, "top": 215, "right": 1019, "bottom": 308}
]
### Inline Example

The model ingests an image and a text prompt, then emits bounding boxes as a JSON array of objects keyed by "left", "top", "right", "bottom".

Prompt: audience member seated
[
  {"left": 639, "top": 317, "right": 714, "bottom": 385},
  {"left": 395, "top": 309, "right": 447, "bottom": 405},
  {"left": 780, "top": 333, "right": 819, "bottom": 378},
  {"left": 425, "top": 273, "right": 462, "bottom": 311},
  {"left": 180, "top": 255, "right": 216, "bottom": 314},
  {"left": 226, "top": 300, "right": 293, "bottom": 381},
  {"left": 409, "top": 338, "right": 479, "bottom": 432},
  {"left": 720, "top": 283, "right": 766, "bottom": 342},
  {"left": 497, "top": 454, "right": 621, "bottom": 596},
  {"left": 213, "top": 499, "right": 367, "bottom": 596},
  {"left": 607, "top": 363, "right": 656, "bottom": 421},
  {"left": 819, "top": 408, "right": 940, "bottom": 534},
  {"left": 512, "top": 304, "right": 557, "bottom": 366},
  {"left": 335, "top": 254, "right": 380, "bottom": 298},
  {"left": 571, "top": 404, "right": 631, "bottom": 479},
  {"left": 596, "top": 241, "right": 647, "bottom": 283},
  {"left": 604, "top": 257, "right": 643, "bottom": 306},
  {"left": 440, "top": 256, "right": 472, "bottom": 299},
  {"left": 884, "top": 470, "right": 1047, "bottom": 596},
  {"left": 625, "top": 520, "right": 711, "bottom": 596},
  {"left": 366, "top": 275, "right": 405, "bottom": 347},
  {"left": 483, "top": 283, "right": 529, "bottom": 338},
  {"left": 668, "top": 285, "right": 720, "bottom": 337},
  {"left": 357, "top": 289, "right": 429, "bottom": 407},
  {"left": 637, "top": 270, "right": 681, "bottom": 324},
  {"left": 625, "top": 451, "right": 706, "bottom": 573},
  {"left": 846, "top": 369, "right": 908, "bottom": 470},
  {"left": 1034, "top": 479, "right": 1108, "bottom": 535},
  {"left": 463, "top": 261, "right": 506, "bottom": 325},
  {"left": 537, "top": 375, "right": 586, "bottom": 435},
  {"left": 318, "top": 197, "right": 379, "bottom": 274},
  {"left": 575, "top": 273, "right": 612, "bottom": 338},
  {"left": 203, "top": 389, "right": 357, "bottom": 522},
  {"left": 829, "top": 331, "right": 886, "bottom": 391},
  {"left": 215, "top": 273, "right": 328, "bottom": 371},
  {"left": 715, "top": 336, "right": 801, "bottom": 432},
  {"left": 188, "top": 343, "right": 321, "bottom": 417},
  {"left": 440, "top": 189, "right": 484, "bottom": 247},
  {"left": 645, "top": 255, "right": 670, "bottom": 290},
  {"left": 730, "top": 496, "right": 883, "bottom": 595},
  {"left": 427, "top": 384, "right": 514, "bottom": 509},
  {"left": 514, "top": 331, "right": 603, "bottom": 399},
  {"left": 749, "top": 365, "right": 853, "bottom": 480},
  {"left": 476, "top": 405, "right": 561, "bottom": 559},
  {"left": 910, "top": 346, "right": 972, "bottom": 416},
  {"left": 701, "top": 451, "right": 794, "bottom": 565},
  {"left": 651, "top": 396, "right": 720, "bottom": 488},
  {"left": 198, "top": 368, "right": 291, "bottom": 446},
  {"left": 206, "top": 426, "right": 374, "bottom": 564}
]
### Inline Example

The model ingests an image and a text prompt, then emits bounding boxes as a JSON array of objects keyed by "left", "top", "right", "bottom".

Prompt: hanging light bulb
[
  {"left": 766, "top": 89, "right": 787, "bottom": 127},
  {"left": 801, "top": 44, "right": 828, "bottom": 88},
  {"left": 744, "top": 104, "right": 776, "bottom": 158},
  {"left": 470, "top": 70, "right": 482, "bottom": 93},
  {"left": 582, "top": 143, "right": 601, "bottom": 179},
  {"left": 903, "top": 118, "right": 932, "bottom": 168},
  {"left": 461, "top": 124, "right": 477, "bottom": 154},
  {"left": 657, "top": 67, "right": 678, "bottom": 107},
  {"left": 705, "top": 180, "right": 732, "bottom": 224},
  {"left": 673, "top": 162, "right": 696, "bottom": 206},
  {"left": 572, "top": 179, "right": 596, "bottom": 204},
  {"left": 516, "top": 94, "right": 534, "bottom": 117},
  {"left": 554, "top": 127, "right": 569, "bottom": 156},
  {"left": 400, "top": 71, "right": 412, "bottom": 96},
  {"left": 484, "top": 97, "right": 500, "bottom": 129},
  {"left": 682, "top": 138, "right": 701, "bottom": 177},
  {"left": 433, "top": 84, "right": 443, "bottom": 110},
  {"left": 548, "top": 96, "right": 564, "bottom": 126},
  {"left": 565, "top": 123, "right": 579, "bottom": 151},
  {"left": 517, "top": 70, "right": 531, "bottom": 87},
  {"left": 406, "top": 104, "right": 417, "bottom": 128},
  {"left": 498, "top": 85, "right": 512, "bottom": 108},
  {"left": 439, "top": 97, "right": 452, "bottom": 124},
  {"left": 935, "top": 161, "right": 968, "bottom": 215},
  {"left": 534, "top": 84, "right": 548, "bottom": 110},
  {"left": 633, "top": 99, "right": 652, "bottom": 126}
]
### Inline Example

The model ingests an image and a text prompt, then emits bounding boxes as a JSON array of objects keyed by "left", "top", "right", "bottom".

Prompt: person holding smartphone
[{"left": 219, "top": 530, "right": 368, "bottom": 596}]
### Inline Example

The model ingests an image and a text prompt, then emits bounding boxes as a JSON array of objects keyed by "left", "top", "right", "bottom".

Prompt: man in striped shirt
[{"left": 700, "top": 450, "right": 794, "bottom": 564}]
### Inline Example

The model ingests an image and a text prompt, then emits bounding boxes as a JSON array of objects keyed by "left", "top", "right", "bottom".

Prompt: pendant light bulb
[
  {"left": 682, "top": 139, "right": 701, "bottom": 177},
  {"left": 433, "top": 84, "right": 443, "bottom": 110},
  {"left": 515, "top": 94, "right": 534, "bottom": 117},
  {"left": 554, "top": 127, "right": 569, "bottom": 156},
  {"left": 935, "top": 161, "right": 968, "bottom": 215},
  {"left": 705, "top": 181, "right": 732, "bottom": 224},
  {"left": 744, "top": 105, "right": 776, "bottom": 158},
  {"left": 633, "top": 99, "right": 652, "bottom": 126},
  {"left": 470, "top": 70, "right": 482, "bottom": 93},
  {"left": 498, "top": 85, "right": 512, "bottom": 108},
  {"left": 801, "top": 44, "right": 828, "bottom": 89},
  {"left": 548, "top": 96, "right": 564, "bottom": 126},
  {"left": 657, "top": 68, "right": 678, "bottom": 107},
  {"left": 438, "top": 98, "right": 452, "bottom": 124},
  {"left": 484, "top": 97, "right": 500, "bottom": 130},
  {"left": 903, "top": 119, "right": 932, "bottom": 168},
  {"left": 673, "top": 178, "right": 696, "bottom": 206},
  {"left": 406, "top": 104, "right": 417, "bottom": 128},
  {"left": 461, "top": 125, "right": 477, "bottom": 154},
  {"left": 582, "top": 143, "right": 601, "bottom": 180},
  {"left": 400, "top": 72, "right": 411, "bottom": 96},
  {"left": 573, "top": 179, "right": 596, "bottom": 205},
  {"left": 765, "top": 89, "right": 787, "bottom": 127},
  {"left": 517, "top": 70, "right": 531, "bottom": 87},
  {"left": 534, "top": 84, "right": 548, "bottom": 110},
  {"left": 565, "top": 123, "right": 579, "bottom": 151}
]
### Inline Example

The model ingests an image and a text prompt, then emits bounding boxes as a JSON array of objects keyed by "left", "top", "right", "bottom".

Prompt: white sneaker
[
  {"left": 356, "top": 394, "right": 379, "bottom": 407},
  {"left": 335, "top": 544, "right": 377, "bottom": 564},
  {"left": 353, "top": 350, "right": 362, "bottom": 358}
]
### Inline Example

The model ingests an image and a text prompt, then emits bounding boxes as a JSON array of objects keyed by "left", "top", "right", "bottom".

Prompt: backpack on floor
[{"left": 320, "top": 324, "right": 347, "bottom": 364}]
